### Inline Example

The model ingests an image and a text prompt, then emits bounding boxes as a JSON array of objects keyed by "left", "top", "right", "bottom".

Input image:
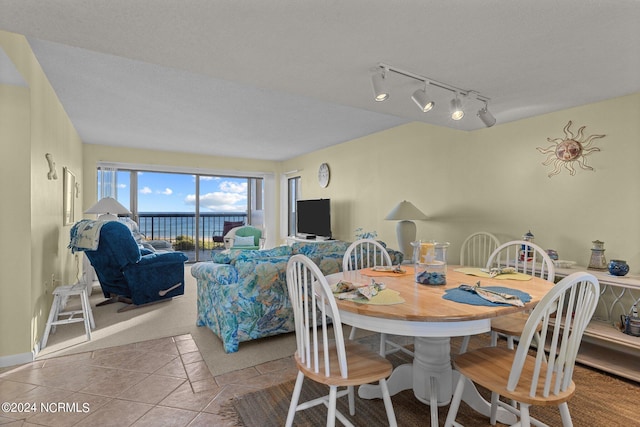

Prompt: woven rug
[{"left": 228, "top": 338, "right": 639, "bottom": 426}]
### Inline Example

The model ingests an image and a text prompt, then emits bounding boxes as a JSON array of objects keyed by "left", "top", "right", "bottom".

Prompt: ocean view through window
[{"left": 96, "top": 167, "right": 262, "bottom": 262}]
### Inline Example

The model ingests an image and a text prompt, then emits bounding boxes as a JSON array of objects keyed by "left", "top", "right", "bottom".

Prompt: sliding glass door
[{"left": 97, "top": 167, "right": 262, "bottom": 262}]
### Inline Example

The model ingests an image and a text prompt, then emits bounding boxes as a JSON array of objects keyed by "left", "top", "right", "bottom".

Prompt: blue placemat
[{"left": 443, "top": 286, "right": 531, "bottom": 307}]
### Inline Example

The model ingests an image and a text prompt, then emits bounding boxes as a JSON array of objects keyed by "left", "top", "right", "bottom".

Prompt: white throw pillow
[{"left": 233, "top": 235, "right": 256, "bottom": 247}]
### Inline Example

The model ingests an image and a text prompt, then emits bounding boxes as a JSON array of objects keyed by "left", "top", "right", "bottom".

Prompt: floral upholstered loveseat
[{"left": 191, "top": 240, "right": 403, "bottom": 353}]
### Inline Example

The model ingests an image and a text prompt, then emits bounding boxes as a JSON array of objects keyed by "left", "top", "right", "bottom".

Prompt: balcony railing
[{"left": 135, "top": 212, "right": 248, "bottom": 262}]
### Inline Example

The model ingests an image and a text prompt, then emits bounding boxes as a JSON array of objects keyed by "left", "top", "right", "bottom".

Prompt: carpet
[
  {"left": 230, "top": 339, "right": 639, "bottom": 426},
  {"left": 36, "top": 264, "right": 298, "bottom": 376}
]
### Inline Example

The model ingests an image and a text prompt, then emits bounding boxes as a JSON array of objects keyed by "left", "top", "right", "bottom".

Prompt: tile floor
[{"left": 0, "top": 334, "right": 299, "bottom": 427}]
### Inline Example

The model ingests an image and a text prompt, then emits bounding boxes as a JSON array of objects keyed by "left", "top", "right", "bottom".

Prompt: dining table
[{"left": 325, "top": 265, "right": 555, "bottom": 425}]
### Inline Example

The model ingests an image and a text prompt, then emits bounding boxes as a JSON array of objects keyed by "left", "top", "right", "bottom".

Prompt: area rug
[{"left": 230, "top": 347, "right": 639, "bottom": 427}]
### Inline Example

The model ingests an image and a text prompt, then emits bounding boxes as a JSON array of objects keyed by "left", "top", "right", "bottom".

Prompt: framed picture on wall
[{"left": 63, "top": 167, "right": 76, "bottom": 225}]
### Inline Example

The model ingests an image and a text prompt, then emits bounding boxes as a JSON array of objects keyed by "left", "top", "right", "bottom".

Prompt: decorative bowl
[
  {"left": 608, "top": 260, "right": 629, "bottom": 277},
  {"left": 553, "top": 260, "right": 576, "bottom": 269}
]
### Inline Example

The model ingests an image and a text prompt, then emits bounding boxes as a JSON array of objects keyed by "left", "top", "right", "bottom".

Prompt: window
[{"left": 96, "top": 165, "right": 263, "bottom": 262}]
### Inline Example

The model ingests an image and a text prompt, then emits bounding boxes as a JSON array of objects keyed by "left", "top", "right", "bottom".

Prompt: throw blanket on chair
[{"left": 69, "top": 219, "right": 106, "bottom": 253}]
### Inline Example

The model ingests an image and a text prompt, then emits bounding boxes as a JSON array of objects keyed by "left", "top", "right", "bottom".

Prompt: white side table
[{"left": 41, "top": 281, "right": 95, "bottom": 349}]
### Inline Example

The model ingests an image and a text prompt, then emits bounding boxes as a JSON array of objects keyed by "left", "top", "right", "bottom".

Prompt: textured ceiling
[{"left": 1, "top": 1, "right": 639, "bottom": 161}]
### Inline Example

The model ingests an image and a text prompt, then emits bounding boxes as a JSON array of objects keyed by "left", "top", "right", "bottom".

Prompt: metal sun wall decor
[{"left": 536, "top": 121, "right": 605, "bottom": 178}]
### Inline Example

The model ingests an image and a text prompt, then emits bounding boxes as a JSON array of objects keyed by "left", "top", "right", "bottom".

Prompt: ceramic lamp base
[{"left": 396, "top": 220, "right": 416, "bottom": 259}]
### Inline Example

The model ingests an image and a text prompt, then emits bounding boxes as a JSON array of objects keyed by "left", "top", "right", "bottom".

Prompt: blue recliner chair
[{"left": 70, "top": 220, "right": 188, "bottom": 312}]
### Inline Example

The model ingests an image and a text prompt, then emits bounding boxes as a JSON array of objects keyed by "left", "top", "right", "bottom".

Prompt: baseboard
[{"left": 0, "top": 351, "right": 34, "bottom": 368}]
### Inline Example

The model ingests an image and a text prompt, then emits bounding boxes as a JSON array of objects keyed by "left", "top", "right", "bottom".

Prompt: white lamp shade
[
  {"left": 385, "top": 200, "right": 427, "bottom": 221},
  {"left": 84, "top": 197, "right": 131, "bottom": 218}
]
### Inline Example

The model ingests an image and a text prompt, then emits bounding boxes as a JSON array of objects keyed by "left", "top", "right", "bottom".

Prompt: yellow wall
[
  {"left": 283, "top": 93, "right": 640, "bottom": 272},
  {"left": 0, "top": 31, "right": 83, "bottom": 361}
]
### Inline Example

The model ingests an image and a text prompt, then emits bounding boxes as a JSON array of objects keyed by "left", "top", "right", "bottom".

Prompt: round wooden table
[{"left": 326, "top": 266, "right": 554, "bottom": 425}]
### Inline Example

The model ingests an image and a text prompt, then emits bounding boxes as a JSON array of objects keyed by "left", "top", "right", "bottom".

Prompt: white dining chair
[
  {"left": 285, "top": 254, "right": 397, "bottom": 427},
  {"left": 342, "top": 239, "right": 410, "bottom": 357},
  {"left": 458, "top": 239, "right": 555, "bottom": 354},
  {"left": 458, "top": 231, "right": 501, "bottom": 353},
  {"left": 459, "top": 231, "right": 500, "bottom": 268},
  {"left": 487, "top": 240, "right": 556, "bottom": 349},
  {"left": 445, "top": 271, "right": 599, "bottom": 427}
]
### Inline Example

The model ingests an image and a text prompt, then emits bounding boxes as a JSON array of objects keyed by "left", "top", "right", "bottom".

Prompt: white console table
[{"left": 554, "top": 266, "right": 640, "bottom": 382}]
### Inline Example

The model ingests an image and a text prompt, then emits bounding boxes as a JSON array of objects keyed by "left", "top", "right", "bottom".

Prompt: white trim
[
  {"left": 96, "top": 161, "right": 274, "bottom": 179},
  {"left": 280, "top": 175, "right": 289, "bottom": 243},
  {"left": 0, "top": 351, "right": 34, "bottom": 368}
]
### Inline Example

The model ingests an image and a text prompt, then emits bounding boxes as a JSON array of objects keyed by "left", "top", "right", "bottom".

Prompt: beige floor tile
[
  {"left": 117, "top": 374, "right": 185, "bottom": 404},
  {"left": 190, "top": 376, "right": 219, "bottom": 393},
  {"left": 90, "top": 342, "right": 139, "bottom": 357},
  {"left": 0, "top": 380, "right": 37, "bottom": 401},
  {"left": 78, "top": 368, "right": 148, "bottom": 397},
  {"left": 134, "top": 337, "right": 180, "bottom": 355},
  {"left": 180, "top": 350, "right": 203, "bottom": 365},
  {"left": 0, "top": 414, "right": 20, "bottom": 424},
  {"left": 125, "top": 352, "right": 179, "bottom": 374},
  {"left": 130, "top": 405, "right": 198, "bottom": 427},
  {"left": 73, "top": 398, "right": 154, "bottom": 427},
  {"left": 89, "top": 349, "right": 147, "bottom": 370},
  {"left": 157, "top": 357, "right": 188, "bottom": 378},
  {"left": 39, "top": 351, "right": 94, "bottom": 367},
  {"left": 0, "top": 361, "right": 45, "bottom": 378},
  {"left": 183, "top": 360, "right": 213, "bottom": 383},
  {"left": 175, "top": 338, "right": 199, "bottom": 355},
  {"left": 21, "top": 392, "right": 111, "bottom": 427},
  {"left": 1, "top": 333, "right": 301, "bottom": 427},
  {"left": 159, "top": 382, "right": 220, "bottom": 412}
]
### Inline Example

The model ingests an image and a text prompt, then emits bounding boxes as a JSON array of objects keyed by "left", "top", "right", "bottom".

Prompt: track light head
[
  {"left": 450, "top": 96, "right": 464, "bottom": 121},
  {"left": 477, "top": 104, "right": 496, "bottom": 127},
  {"left": 411, "top": 85, "right": 434, "bottom": 113},
  {"left": 371, "top": 68, "right": 389, "bottom": 102}
]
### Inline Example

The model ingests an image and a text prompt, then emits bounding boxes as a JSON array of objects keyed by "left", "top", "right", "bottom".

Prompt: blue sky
[{"left": 115, "top": 171, "right": 248, "bottom": 213}]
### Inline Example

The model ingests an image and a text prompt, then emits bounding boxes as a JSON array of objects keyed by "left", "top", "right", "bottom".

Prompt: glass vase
[{"left": 412, "top": 241, "right": 449, "bottom": 285}]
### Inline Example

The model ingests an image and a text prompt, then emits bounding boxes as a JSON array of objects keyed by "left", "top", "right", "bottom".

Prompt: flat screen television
[{"left": 296, "top": 199, "right": 331, "bottom": 238}]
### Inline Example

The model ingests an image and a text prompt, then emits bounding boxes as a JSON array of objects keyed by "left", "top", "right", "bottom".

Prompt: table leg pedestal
[
  {"left": 359, "top": 364, "right": 412, "bottom": 399},
  {"left": 358, "top": 336, "right": 517, "bottom": 425}
]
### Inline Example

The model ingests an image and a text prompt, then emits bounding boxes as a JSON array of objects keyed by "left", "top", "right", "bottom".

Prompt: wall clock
[{"left": 318, "top": 163, "right": 330, "bottom": 188}]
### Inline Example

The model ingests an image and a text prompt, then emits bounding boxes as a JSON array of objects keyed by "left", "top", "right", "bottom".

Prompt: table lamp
[
  {"left": 385, "top": 200, "right": 427, "bottom": 258},
  {"left": 84, "top": 197, "right": 131, "bottom": 221}
]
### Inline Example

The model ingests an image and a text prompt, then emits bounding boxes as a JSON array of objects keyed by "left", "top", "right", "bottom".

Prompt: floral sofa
[{"left": 191, "top": 240, "right": 403, "bottom": 353}]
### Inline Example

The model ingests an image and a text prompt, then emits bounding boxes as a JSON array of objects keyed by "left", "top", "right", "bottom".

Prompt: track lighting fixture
[
  {"left": 371, "top": 67, "right": 389, "bottom": 102},
  {"left": 450, "top": 95, "right": 464, "bottom": 121},
  {"left": 370, "top": 62, "right": 496, "bottom": 127},
  {"left": 411, "top": 83, "right": 434, "bottom": 113},
  {"left": 477, "top": 103, "right": 496, "bottom": 127}
]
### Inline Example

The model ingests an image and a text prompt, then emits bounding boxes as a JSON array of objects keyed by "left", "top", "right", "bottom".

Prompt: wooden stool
[{"left": 41, "top": 282, "right": 95, "bottom": 349}]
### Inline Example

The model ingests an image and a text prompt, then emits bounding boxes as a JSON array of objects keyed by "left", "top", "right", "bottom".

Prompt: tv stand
[{"left": 286, "top": 235, "right": 332, "bottom": 245}]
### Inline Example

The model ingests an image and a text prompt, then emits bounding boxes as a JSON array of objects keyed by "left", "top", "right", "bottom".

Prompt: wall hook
[{"left": 45, "top": 153, "right": 58, "bottom": 180}]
